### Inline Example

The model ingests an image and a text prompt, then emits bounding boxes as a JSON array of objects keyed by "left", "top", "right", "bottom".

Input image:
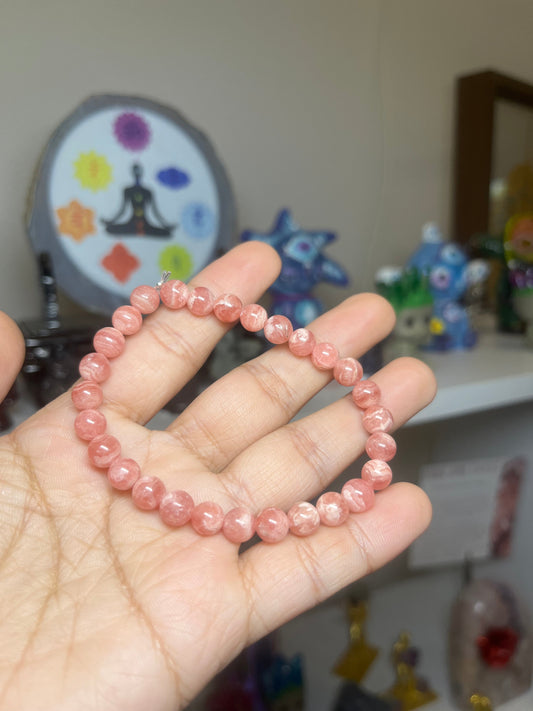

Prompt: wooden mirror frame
[{"left": 452, "top": 70, "right": 533, "bottom": 244}]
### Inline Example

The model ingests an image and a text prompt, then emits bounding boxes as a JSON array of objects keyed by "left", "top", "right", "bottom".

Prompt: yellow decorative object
[
  {"left": 332, "top": 601, "right": 378, "bottom": 683},
  {"left": 429, "top": 317, "right": 445, "bottom": 335},
  {"left": 382, "top": 632, "right": 438, "bottom": 711},
  {"left": 56, "top": 200, "right": 96, "bottom": 242},
  {"left": 158, "top": 245, "right": 194, "bottom": 281},
  {"left": 470, "top": 694, "right": 492, "bottom": 711},
  {"left": 74, "top": 151, "right": 113, "bottom": 191},
  {"left": 504, "top": 213, "right": 533, "bottom": 265}
]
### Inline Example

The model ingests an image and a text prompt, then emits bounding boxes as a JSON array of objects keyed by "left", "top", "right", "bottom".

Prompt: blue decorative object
[
  {"left": 181, "top": 202, "right": 216, "bottom": 239},
  {"left": 156, "top": 166, "right": 191, "bottom": 189},
  {"left": 242, "top": 209, "right": 349, "bottom": 328},
  {"left": 407, "top": 223, "right": 487, "bottom": 350}
]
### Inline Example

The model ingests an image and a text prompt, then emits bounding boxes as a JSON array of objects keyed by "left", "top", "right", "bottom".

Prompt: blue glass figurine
[
  {"left": 242, "top": 209, "right": 349, "bottom": 328},
  {"left": 407, "top": 223, "right": 487, "bottom": 351}
]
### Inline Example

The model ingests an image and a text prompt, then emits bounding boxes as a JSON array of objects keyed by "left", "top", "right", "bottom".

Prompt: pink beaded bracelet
[{"left": 72, "top": 273, "right": 396, "bottom": 544}]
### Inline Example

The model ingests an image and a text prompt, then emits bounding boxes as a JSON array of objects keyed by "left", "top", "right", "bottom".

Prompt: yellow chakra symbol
[
  {"left": 158, "top": 245, "right": 194, "bottom": 281},
  {"left": 56, "top": 200, "right": 96, "bottom": 242},
  {"left": 74, "top": 151, "right": 113, "bottom": 191}
]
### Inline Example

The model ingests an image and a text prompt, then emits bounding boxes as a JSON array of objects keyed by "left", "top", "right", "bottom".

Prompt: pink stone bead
[
  {"left": 365, "top": 432, "right": 397, "bottom": 461},
  {"left": 316, "top": 491, "right": 349, "bottom": 526},
  {"left": 93, "top": 327, "right": 126, "bottom": 359},
  {"left": 87, "top": 434, "right": 121, "bottom": 468},
  {"left": 311, "top": 342, "right": 338, "bottom": 370},
  {"left": 341, "top": 478, "right": 375, "bottom": 512},
  {"left": 71, "top": 381, "right": 103, "bottom": 410},
  {"left": 264, "top": 315, "right": 293, "bottom": 344},
  {"left": 79, "top": 352, "right": 111, "bottom": 383},
  {"left": 240, "top": 303, "right": 267, "bottom": 332},
  {"left": 130, "top": 285, "right": 160, "bottom": 314},
  {"left": 213, "top": 293, "right": 243, "bottom": 323},
  {"left": 362, "top": 405, "right": 393, "bottom": 433},
  {"left": 188, "top": 286, "right": 214, "bottom": 316},
  {"left": 190, "top": 501, "right": 224, "bottom": 535},
  {"left": 159, "top": 490, "right": 195, "bottom": 527},
  {"left": 112, "top": 305, "right": 143, "bottom": 335},
  {"left": 255, "top": 507, "right": 289, "bottom": 543},
  {"left": 74, "top": 409, "right": 107, "bottom": 441},
  {"left": 222, "top": 507, "right": 255, "bottom": 543},
  {"left": 132, "top": 475, "right": 166, "bottom": 510},
  {"left": 352, "top": 380, "right": 381, "bottom": 408},
  {"left": 334, "top": 357, "right": 363, "bottom": 386},
  {"left": 160, "top": 279, "right": 189, "bottom": 309},
  {"left": 287, "top": 501, "right": 320, "bottom": 537},
  {"left": 361, "top": 460, "right": 393, "bottom": 490},
  {"left": 288, "top": 328, "right": 316, "bottom": 356},
  {"left": 107, "top": 458, "right": 141, "bottom": 491}
]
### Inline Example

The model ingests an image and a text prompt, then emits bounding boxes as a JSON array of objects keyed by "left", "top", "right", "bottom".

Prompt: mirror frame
[{"left": 452, "top": 69, "right": 533, "bottom": 244}]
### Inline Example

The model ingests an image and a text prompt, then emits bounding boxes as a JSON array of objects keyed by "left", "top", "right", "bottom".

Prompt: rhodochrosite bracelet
[{"left": 71, "top": 274, "right": 396, "bottom": 544}]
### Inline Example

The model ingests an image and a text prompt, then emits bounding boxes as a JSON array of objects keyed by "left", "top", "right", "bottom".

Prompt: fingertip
[{"left": 0, "top": 312, "right": 25, "bottom": 401}]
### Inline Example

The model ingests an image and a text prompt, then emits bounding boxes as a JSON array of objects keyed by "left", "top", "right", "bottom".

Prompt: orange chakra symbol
[
  {"left": 56, "top": 200, "right": 96, "bottom": 243},
  {"left": 101, "top": 243, "right": 140, "bottom": 283}
]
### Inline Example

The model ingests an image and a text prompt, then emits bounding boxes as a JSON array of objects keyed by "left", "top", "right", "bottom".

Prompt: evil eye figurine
[
  {"left": 408, "top": 224, "right": 488, "bottom": 351},
  {"left": 242, "top": 209, "right": 349, "bottom": 329}
]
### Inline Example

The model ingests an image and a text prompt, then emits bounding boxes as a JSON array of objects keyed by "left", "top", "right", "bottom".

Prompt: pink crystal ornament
[
  {"left": 88, "top": 434, "right": 121, "bottom": 468},
  {"left": 191, "top": 501, "right": 224, "bottom": 535},
  {"left": 160, "top": 279, "right": 189, "bottom": 309},
  {"left": 316, "top": 492, "right": 349, "bottom": 526},
  {"left": 79, "top": 352, "right": 111, "bottom": 383},
  {"left": 130, "top": 285, "right": 160, "bottom": 314},
  {"left": 287, "top": 501, "right": 321, "bottom": 536},
  {"left": 73, "top": 271, "right": 399, "bottom": 541},
  {"left": 160, "top": 490, "right": 195, "bottom": 527},
  {"left": 288, "top": 328, "right": 316, "bottom": 356},
  {"left": 112, "top": 305, "right": 143, "bottom": 335},
  {"left": 74, "top": 409, "right": 107, "bottom": 440},
  {"left": 239, "top": 303, "right": 267, "bottom": 332},
  {"left": 213, "top": 293, "right": 243, "bottom": 323},
  {"left": 132, "top": 476, "right": 166, "bottom": 510},
  {"left": 188, "top": 286, "right": 215, "bottom": 316},
  {"left": 107, "top": 458, "right": 141, "bottom": 490},
  {"left": 93, "top": 327, "right": 126, "bottom": 359},
  {"left": 256, "top": 507, "right": 289, "bottom": 543},
  {"left": 264, "top": 315, "right": 293, "bottom": 344},
  {"left": 342, "top": 478, "right": 375, "bottom": 512},
  {"left": 361, "top": 460, "right": 392, "bottom": 490},
  {"left": 365, "top": 432, "right": 397, "bottom": 461},
  {"left": 222, "top": 507, "right": 255, "bottom": 543},
  {"left": 311, "top": 342, "right": 338, "bottom": 370}
]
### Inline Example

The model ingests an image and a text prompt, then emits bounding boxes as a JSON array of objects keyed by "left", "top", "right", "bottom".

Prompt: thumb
[{"left": 0, "top": 312, "right": 25, "bottom": 402}]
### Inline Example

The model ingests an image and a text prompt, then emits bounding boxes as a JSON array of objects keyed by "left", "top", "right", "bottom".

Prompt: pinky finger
[
  {"left": 239, "top": 482, "right": 431, "bottom": 642},
  {"left": 0, "top": 312, "right": 25, "bottom": 403}
]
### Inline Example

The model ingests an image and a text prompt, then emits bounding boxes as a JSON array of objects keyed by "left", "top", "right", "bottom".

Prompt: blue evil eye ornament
[
  {"left": 407, "top": 223, "right": 488, "bottom": 350},
  {"left": 242, "top": 209, "right": 349, "bottom": 328}
]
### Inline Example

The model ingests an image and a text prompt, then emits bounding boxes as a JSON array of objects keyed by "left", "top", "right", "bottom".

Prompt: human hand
[{"left": 0, "top": 242, "right": 435, "bottom": 710}]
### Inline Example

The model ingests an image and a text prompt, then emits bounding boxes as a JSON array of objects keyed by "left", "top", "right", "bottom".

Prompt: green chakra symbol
[{"left": 158, "top": 245, "right": 194, "bottom": 281}]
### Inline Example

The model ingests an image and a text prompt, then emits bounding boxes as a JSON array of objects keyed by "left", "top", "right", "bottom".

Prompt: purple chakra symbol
[{"left": 113, "top": 112, "right": 151, "bottom": 152}]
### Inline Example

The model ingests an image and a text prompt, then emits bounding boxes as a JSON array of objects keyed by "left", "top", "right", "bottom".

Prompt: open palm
[{"left": 0, "top": 243, "right": 435, "bottom": 710}]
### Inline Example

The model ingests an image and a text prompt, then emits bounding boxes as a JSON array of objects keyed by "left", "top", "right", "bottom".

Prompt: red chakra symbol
[
  {"left": 101, "top": 243, "right": 140, "bottom": 283},
  {"left": 477, "top": 626, "right": 519, "bottom": 668}
]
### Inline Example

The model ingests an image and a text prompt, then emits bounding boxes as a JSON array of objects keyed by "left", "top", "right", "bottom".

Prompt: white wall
[{"left": 1, "top": 0, "right": 533, "bottom": 320}]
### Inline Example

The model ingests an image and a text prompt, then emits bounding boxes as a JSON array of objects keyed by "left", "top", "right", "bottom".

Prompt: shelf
[{"left": 410, "top": 331, "right": 533, "bottom": 425}]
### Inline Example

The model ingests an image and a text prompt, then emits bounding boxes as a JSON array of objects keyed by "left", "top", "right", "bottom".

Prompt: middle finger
[{"left": 167, "top": 293, "right": 395, "bottom": 471}]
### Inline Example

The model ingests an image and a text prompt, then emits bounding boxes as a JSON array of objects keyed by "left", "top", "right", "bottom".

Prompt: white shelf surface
[{"left": 410, "top": 332, "right": 533, "bottom": 425}]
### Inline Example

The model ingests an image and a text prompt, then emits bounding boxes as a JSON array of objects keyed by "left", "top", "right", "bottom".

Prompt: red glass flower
[{"left": 477, "top": 626, "right": 519, "bottom": 668}]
